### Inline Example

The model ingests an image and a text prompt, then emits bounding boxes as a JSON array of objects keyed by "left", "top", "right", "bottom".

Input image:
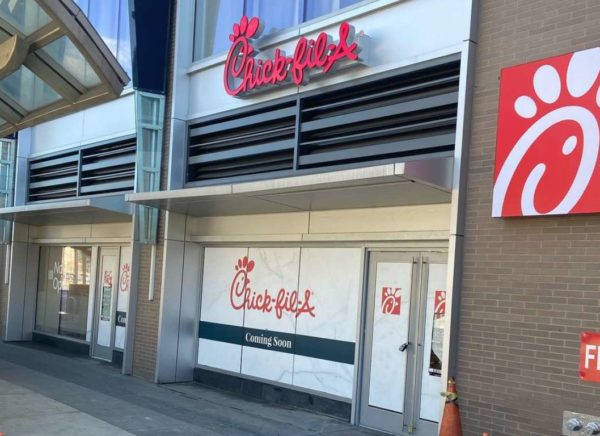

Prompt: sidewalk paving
[{"left": 0, "top": 341, "right": 384, "bottom": 436}]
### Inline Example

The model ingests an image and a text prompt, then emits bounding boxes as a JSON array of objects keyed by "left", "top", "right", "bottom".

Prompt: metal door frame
[
  {"left": 91, "top": 246, "right": 120, "bottom": 361},
  {"left": 357, "top": 250, "right": 446, "bottom": 436}
]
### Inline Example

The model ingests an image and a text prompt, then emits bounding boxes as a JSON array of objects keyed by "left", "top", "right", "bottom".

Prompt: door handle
[{"left": 399, "top": 342, "right": 410, "bottom": 352}]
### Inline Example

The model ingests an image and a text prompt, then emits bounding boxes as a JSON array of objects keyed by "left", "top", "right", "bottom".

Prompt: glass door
[
  {"left": 359, "top": 251, "right": 447, "bottom": 435},
  {"left": 91, "top": 247, "right": 119, "bottom": 361}
]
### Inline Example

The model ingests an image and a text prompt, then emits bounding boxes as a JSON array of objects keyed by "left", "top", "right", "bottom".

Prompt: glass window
[
  {"left": 41, "top": 36, "right": 101, "bottom": 88},
  {"left": 304, "top": 0, "right": 362, "bottom": 21},
  {"left": 193, "top": 0, "right": 244, "bottom": 61},
  {"left": 193, "top": 0, "right": 365, "bottom": 61},
  {"left": 36, "top": 246, "right": 92, "bottom": 341},
  {"left": 75, "top": 0, "right": 132, "bottom": 83},
  {"left": 0, "top": 0, "right": 52, "bottom": 37},
  {"left": 245, "top": 0, "right": 299, "bottom": 35},
  {"left": 0, "top": 66, "right": 61, "bottom": 112},
  {"left": 117, "top": 0, "right": 132, "bottom": 80}
]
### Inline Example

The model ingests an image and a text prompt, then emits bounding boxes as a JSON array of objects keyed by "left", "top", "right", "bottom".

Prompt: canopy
[{"left": 0, "top": 0, "right": 129, "bottom": 136}]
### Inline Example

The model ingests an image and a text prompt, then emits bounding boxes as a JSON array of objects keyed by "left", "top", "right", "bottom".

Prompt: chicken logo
[
  {"left": 382, "top": 287, "right": 401, "bottom": 315},
  {"left": 493, "top": 47, "right": 600, "bottom": 217}
]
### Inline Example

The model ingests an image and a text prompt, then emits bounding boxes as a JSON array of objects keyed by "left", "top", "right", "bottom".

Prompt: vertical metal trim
[
  {"left": 76, "top": 148, "right": 82, "bottom": 196},
  {"left": 292, "top": 98, "right": 302, "bottom": 171},
  {"left": 89, "top": 245, "right": 99, "bottom": 356},
  {"left": 4, "top": 243, "right": 10, "bottom": 284},
  {"left": 411, "top": 256, "right": 430, "bottom": 430},
  {"left": 350, "top": 246, "right": 368, "bottom": 425},
  {"left": 148, "top": 244, "right": 156, "bottom": 301},
  {"left": 441, "top": 6, "right": 479, "bottom": 403},
  {"left": 193, "top": 244, "right": 206, "bottom": 374},
  {"left": 122, "top": 239, "right": 140, "bottom": 375}
]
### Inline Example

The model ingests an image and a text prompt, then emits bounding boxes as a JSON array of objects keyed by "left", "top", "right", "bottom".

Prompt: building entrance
[{"left": 359, "top": 251, "right": 447, "bottom": 435}]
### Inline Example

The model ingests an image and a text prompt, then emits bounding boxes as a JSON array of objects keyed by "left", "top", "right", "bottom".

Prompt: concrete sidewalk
[{"left": 0, "top": 341, "right": 384, "bottom": 435}]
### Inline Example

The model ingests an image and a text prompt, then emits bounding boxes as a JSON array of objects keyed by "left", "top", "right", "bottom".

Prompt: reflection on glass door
[
  {"left": 92, "top": 247, "right": 119, "bottom": 361},
  {"left": 359, "top": 252, "right": 447, "bottom": 436},
  {"left": 35, "top": 246, "right": 92, "bottom": 340}
]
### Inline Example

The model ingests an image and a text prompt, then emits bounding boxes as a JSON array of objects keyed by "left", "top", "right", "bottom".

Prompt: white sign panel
[
  {"left": 293, "top": 248, "right": 362, "bottom": 398},
  {"left": 368, "top": 262, "right": 413, "bottom": 412},
  {"left": 198, "top": 247, "right": 248, "bottom": 372},
  {"left": 241, "top": 247, "right": 300, "bottom": 384},
  {"left": 196, "top": 246, "right": 362, "bottom": 399}
]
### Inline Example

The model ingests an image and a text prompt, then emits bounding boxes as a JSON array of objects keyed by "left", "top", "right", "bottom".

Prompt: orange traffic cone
[{"left": 439, "top": 377, "right": 463, "bottom": 436}]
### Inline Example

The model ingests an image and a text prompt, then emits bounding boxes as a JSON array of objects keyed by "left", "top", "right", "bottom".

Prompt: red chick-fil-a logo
[
  {"left": 224, "top": 16, "right": 368, "bottom": 97},
  {"left": 230, "top": 256, "right": 316, "bottom": 319},
  {"left": 493, "top": 47, "right": 600, "bottom": 217},
  {"left": 381, "top": 287, "right": 401, "bottom": 315}
]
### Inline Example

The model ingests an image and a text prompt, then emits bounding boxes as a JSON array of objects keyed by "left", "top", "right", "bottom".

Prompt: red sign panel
[
  {"left": 381, "top": 287, "right": 401, "bottom": 315},
  {"left": 493, "top": 47, "right": 600, "bottom": 217},
  {"left": 224, "top": 16, "right": 368, "bottom": 97},
  {"left": 580, "top": 332, "right": 600, "bottom": 382}
]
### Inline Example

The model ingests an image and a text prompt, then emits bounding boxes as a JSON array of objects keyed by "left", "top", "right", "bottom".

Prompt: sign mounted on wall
[
  {"left": 224, "top": 16, "right": 370, "bottom": 97},
  {"left": 492, "top": 47, "right": 600, "bottom": 217},
  {"left": 580, "top": 331, "right": 600, "bottom": 383}
]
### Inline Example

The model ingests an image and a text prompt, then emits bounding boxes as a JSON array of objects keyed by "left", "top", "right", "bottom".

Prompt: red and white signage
[
  {"left": 493, "top": 47, "right": 600, "bottom": 217},
  {"left": 381, "top": 287, "right": 401, "bottom": 315},
  {"left": 434, "top": 290, "right": 446, "bottom": 318},
  {"left": 580, "top": 332, "right": 600, "bottom": 382},
  {"left": 229, "top": 256, "right": 316, "bottom": 319},
  {"left": 224, "top": 16, "right": 369, "bottom": 97}
]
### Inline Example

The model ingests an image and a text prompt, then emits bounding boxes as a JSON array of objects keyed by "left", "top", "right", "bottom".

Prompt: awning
[
  {"left": 0, "top": 0, "right": 128, "bottom": 136},
  {"left": 126, "top": 158, "right": 453, "bottom": 217},
  {"left": 0, "top": 195, "right": 133, "bottom": 225}
]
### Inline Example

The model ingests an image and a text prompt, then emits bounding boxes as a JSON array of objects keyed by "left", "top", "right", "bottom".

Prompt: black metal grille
[
  {"left": 28, "top": 150, "right": 79, "bottom": 202},
  {"left": 186, "top": 58, "right": 460, "bottom": 184},
  {"left": 80, "top": 137, "right": 136, "bottom": 195},
  {"left": 298, "top": 61, "right": 460, "bottom": 168},
  {"left": 28, "top": 137, "right": 136, "bottom": 202},
  {"left": 187, "top": 100, "right": 297, "bottom": 182}
]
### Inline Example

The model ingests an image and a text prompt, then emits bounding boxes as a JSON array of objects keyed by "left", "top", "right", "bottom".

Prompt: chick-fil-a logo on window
[
  {"left": 381, "top": 287, "right": 401, "bottom": 315},
  {"left": 224, "top": 16, "right": 369, "bottom": 97},
  {"left": 230, "top": 256, "right": 316, "bottom": 319},
  {"left": 493, "top": 47, "right": 600, "bottom": 217}
]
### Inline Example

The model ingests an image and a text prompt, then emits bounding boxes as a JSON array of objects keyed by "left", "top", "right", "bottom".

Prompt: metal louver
[
  {"left": 28, "top": 149, "right": 78, "bottom": 201},
  {"left": 187, "top": 100, "right": 297, "bottom": 182},
  {"left": 80, "top": 137, "right": 136, "bottom": 195},
  {"left": 28, "top": 136, "right": 136, "bottom": 202},
  {"left": 298, "top": 60, "right": 459, "bottom": 168},
  {"left": 186, "top": 57, "right": 460, "bottom": 185}
]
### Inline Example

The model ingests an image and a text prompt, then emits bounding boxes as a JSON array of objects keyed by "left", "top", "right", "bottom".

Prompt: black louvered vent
[
  {"left": 187, "top": 100, "right": 297, "bottom": 182},
  {"left": 80, "top": 137, "right": 136, "bottom": 195},
  {"left": 298, "top": 60, "right": 460, "bottom": 168},
  {"left": 28, "top": 150, "right": 79, "bottom": 202},
  {"left": 186, "top": 59, "right": 460, "bottom": 185},
  {"left": 28, "top": 137, "right": 136, "bottom": 202}
]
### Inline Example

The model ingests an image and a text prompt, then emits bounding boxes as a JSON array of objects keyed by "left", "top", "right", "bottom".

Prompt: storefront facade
[
  {"left": 0, "top": 0, "right": 172, "bottom": 378},
  {"left": 460, "top": 1, "right": 600, "bottom": 435},
  {"left": 128, "top": 1, "right": 478, "bottom": 434}
]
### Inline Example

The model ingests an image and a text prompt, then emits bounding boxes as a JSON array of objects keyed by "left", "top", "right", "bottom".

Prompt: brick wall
[
  {"left": 131, "top": 0, "right": 176, "bottom": 381},
  {"left": 459, "top": 1, "right": 600, "bottom": 435}
]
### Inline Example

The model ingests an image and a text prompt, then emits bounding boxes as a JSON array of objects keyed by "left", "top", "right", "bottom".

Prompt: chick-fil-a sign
[
  {"left": 230, "top": 256, "right": 316, "bottom": 319},
  {"left": 224, "top": 16, "right": 369, "bottom": 97}
]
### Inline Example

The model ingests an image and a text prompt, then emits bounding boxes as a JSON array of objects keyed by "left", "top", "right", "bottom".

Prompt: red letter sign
[
  {"left": 580, "top": 332, "right": 600, "bottom": 383},
  {"left": 493, "top": 47, "right": 600, "bottom": 217},
  {"left": 224, "top": 16, "right": 368, "bottom": 98}
]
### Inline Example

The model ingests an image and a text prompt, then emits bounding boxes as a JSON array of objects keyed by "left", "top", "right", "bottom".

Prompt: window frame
[{"left": 191, "top": 0, "right": 373, "bottom": 63}]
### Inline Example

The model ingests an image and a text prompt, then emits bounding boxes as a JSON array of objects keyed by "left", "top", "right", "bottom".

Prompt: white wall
[{"left": 28, "top": 93, "right": 136, "bottom": 156}]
